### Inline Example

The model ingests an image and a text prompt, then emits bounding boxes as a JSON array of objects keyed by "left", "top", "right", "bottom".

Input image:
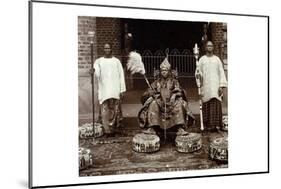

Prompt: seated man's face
[{"left": 161, "top": 69, "right": 169, "bottom": 78}]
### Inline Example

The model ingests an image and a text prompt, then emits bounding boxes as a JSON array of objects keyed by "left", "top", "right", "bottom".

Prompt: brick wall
[
  {"left": 96, "top": 17, "right": 122, "bottom": 58},
  {"left": 210, "top": 22, "right": 227, "bottom": 66},
  {"left": 78, "top": 16, "right": 98, "bottom": 118},
  {"left": 78, "top": 17, "right": 123, "bottom": 67},
  {"left": 210, "top": 22, "right": 225, "bottom": 56},
  {"left": 78, "top": 16, "right": 97, "bottom": 69}
]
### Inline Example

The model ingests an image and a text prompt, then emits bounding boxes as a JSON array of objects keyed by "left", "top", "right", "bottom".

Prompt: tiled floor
[{"left": 79, "top": 116, "right": 228, "bottom": 176}]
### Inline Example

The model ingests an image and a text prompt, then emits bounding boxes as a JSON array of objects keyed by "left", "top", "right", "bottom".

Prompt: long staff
[
  {"left": 88, "top": 31, "right": 96, "bottom": 137},
  {"left": 163, "top": 49, "right": 169, "bottom": 142},
  {"left": 193, "top": 43, "right": 204, "bottom": 131}
]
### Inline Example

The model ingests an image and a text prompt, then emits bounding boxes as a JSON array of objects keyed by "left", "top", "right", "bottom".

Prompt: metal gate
[
  {"left": 134, "top": 49, "right": 196, "bottom": 79},
  {"left": 128, "top": 49, "right": 197, "bottom": 91}
]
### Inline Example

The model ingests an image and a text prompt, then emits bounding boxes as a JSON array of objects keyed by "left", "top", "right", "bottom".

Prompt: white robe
[
  {"left": 94, "top": 57, "right": 126, "bottom": 104},
  {"left": 197, "top": 55, "right": 227, "bottom": 103}
]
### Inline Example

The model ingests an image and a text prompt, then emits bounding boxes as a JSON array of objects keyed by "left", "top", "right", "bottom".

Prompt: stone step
[{"left": 80, "top": 101, "right": 227, "bottom": 120}]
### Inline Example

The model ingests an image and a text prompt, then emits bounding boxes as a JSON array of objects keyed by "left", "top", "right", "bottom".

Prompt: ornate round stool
[
  {"left": 132, "top": 133, "right": 160, "bottom": 153},
  {"left": 221, "top": 115, "right": 228, "bottom": 131},
  {"left": 79, "top": 147, "right": 93, "bottom": 169},
  {"left": 79, "top": 122, "right": 103, "bottom": 138},
  {"left": 209, "top": 137, "right": 228, "bottom": 161},
  {"left": 175, "top": 133, "right": 202, "bottom": 153},
  {"left": 93, "top": 123, "right": 103, "bottom": 138}
]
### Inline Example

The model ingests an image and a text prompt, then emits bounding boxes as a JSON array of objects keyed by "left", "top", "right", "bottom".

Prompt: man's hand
[
  {"left": 170, "top": 94, "right": 176, "bottom": 103},
  {"left": 148, "top": 89, "right": 155, "bottom": 97},
  {"left": 120, "top": 92, "right": 125, "bottom": 100},
  {"left": 195, "top": 72, "right": 201, "bottom": 80},
  {"left": 218, "top": 87, "right": 224, "bottom": 97},
  {"left": 89, "top": 68, "right": 95, "bottom": 75},
  {"left": 195, "top": 70, "right": 202, "bottom": 87}
]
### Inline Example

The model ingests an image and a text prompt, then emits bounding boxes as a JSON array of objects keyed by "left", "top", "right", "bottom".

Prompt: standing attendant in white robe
[
  {"left": 196, "top": 41, "right": 227, "bottom": 132},
  {"left": 93, "top": 43, "right": 126, "bottom": 137}
]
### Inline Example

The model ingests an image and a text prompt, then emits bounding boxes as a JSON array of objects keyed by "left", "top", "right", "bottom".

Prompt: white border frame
[{"left": 28, "top": 1, "right": 269, "bottom": 188}]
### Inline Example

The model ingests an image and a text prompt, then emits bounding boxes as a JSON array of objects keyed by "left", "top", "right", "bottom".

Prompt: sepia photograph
[
  {"left": 28, "top": 1, "right": 270, "bottom": 187},
  {"left": 78, "top": 16, "right": 228, "bottom": 176}
]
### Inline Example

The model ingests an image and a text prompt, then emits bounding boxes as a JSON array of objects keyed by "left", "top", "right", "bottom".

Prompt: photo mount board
[{"left": 28, "top": 0, "right": 270, "bottom": 188}]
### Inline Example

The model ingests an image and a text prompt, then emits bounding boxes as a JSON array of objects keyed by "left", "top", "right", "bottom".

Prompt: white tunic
[
  {"left": 197, "top": 55, "right": 227, "bottom": 103},
  {"left": 94, "top": 57, "right": 126, "bottom": 104}
]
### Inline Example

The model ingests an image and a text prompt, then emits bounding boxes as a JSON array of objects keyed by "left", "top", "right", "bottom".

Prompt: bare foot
[
  {"left": 142, "top": 128, "right": 156, "bottom": 135},
  {"left": 177, "top": 127, "right": 189, "bottom": 136}
]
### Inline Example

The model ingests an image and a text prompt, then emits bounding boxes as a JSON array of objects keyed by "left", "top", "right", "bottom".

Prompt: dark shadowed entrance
[
  {"left": 122, "top": 18, "right": 208, "bottom": 93},
  {"left": 126, "top": 19, "right": 207, "bottom": 53}
]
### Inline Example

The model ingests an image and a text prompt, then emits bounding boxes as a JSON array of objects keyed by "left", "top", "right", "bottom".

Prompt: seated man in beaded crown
[{"left": 138, "top": 58, "right": 195, "bottom": 136}]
